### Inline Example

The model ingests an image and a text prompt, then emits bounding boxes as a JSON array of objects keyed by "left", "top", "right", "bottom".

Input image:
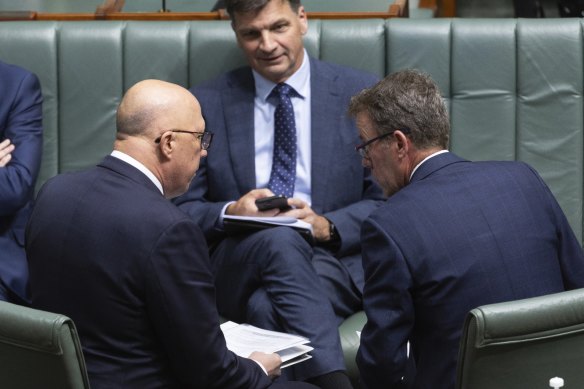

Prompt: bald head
[
  {"left": 113, "top": 80, "right": 207, "bottom": 199},
  {"left": 116, "top": 79, "right": 200, "bottom": 140}
]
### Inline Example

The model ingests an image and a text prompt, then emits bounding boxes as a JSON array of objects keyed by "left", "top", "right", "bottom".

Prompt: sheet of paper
[
  {"left": 220, "top": 321, "right": 312, "bottom": 367},
  {"left": 223, "top": 215, "right": 313, "bottom": 232}
]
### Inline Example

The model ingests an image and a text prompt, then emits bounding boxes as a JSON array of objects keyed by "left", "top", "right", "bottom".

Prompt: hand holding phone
[{"left": 255, "top": 195, "right": 291, "bottom": 211}]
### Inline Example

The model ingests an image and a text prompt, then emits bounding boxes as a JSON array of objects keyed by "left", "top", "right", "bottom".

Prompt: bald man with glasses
[{"left": 26, "top": 79, "right": 316, "bottom": 389}]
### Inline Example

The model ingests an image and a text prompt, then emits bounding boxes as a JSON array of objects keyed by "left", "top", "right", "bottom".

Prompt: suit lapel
[
  {"left": 223, "top": 70, "right": 257, "bottom": 193},
  {"left": 310, "top": 59, "right": 342, "bottom": 211}
]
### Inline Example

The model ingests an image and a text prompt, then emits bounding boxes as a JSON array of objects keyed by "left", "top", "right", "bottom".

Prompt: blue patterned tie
[{"left": 268, "top": 83, "right": 297, "bottom": 198}]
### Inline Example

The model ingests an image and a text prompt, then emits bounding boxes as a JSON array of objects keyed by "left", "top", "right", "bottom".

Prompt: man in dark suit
[
  {"left": 174, "top": 0, "right": 383, "bottom": 387},
  {"left": 348, "top": 69, "right": 584, "bottom": 389},
  {"left": 0, "top": 60, "right": 43, "bottom": 305},
  {"left": 26, "top": 79, "right": 316, "bottom": 389}
]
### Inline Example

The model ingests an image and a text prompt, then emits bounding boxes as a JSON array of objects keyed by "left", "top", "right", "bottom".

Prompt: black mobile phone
[{"left": 255, "top": 195, "right": 290, "bottom": 211}]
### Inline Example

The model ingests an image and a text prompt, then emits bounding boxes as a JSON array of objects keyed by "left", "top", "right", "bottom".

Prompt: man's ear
[
  {"left": 298, "top": 6, "right": 308, "bottom": 35},
  {"left": 157, "top": 131, "right": 175, "bottom": 159},
  {"left": 393, "top": 130, "right": 410, "bottom": 157}
]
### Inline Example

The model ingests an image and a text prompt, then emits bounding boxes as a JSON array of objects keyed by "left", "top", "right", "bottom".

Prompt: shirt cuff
[
  {"left": 217, "top": 201, "right": 236, "bottom": 228},
  {"left": 252, "top": 359, "right": 269, "bottom": 375}
]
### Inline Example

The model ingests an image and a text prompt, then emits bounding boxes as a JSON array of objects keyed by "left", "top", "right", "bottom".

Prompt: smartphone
[{"left": 255, "top": 195, "right": 290, "bottom": 211}]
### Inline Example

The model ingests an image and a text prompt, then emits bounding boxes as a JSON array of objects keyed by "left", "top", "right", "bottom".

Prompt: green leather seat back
[
  {"left": 456, "top": 288, "right": 584, "bottom": 388},
  {"left": 0, "top": 301, "right": 90, "bottom": 389}
]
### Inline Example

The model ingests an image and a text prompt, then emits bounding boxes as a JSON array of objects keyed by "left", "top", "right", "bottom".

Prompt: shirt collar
[
  {"left": 111, "top": 150, "right": 164, "bottom": 195},
  {"left": 253, "top": 49, "right": 310, "bottom": 102},
  {"left": 410, "top": 149, "right": 449, "bottom": 181}
]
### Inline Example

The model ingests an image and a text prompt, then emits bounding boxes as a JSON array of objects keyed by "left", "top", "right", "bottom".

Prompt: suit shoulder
[
  {"left": 474, "top": 159, "right": 539, "bottom": 176},
  {"left": 0, "top": 60, "right": 33, "bottom": 78},
  {"left": 312, "top": 57, "right": 379, "bottom": 85},
  {"left": 191, "top": 66, "right": 251, "bottom": 95},
  {"left": 0, "top": 61, "right": 41, "bottom": 102}
]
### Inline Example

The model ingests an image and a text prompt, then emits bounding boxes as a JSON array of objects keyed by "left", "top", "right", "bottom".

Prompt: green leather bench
[{"left": 1, "top": 18, "right": 583, "bottom": 386}]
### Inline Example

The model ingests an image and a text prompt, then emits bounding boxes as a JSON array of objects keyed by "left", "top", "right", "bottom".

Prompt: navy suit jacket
[
  {"left": 26, "top": 156, "right": 272, "bottom": 389},
  {"left": 175, "top": 57, "right": 384, "bottom": 277},
  {"left": 357, "top": 152, "right": 584, "bottom": 389},
  {"left": 0, "top": 60, "right": 43, "bottom": 303}
]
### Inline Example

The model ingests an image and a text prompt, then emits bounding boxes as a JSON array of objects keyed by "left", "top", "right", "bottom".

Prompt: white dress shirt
[{"left": 111, "top": 150, "right": 164, "bottom": 195}]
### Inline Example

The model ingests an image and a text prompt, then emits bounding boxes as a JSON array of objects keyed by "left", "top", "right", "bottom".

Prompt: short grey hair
[{"left": 348, "top": 69, "right": 450, "bottom": 150}]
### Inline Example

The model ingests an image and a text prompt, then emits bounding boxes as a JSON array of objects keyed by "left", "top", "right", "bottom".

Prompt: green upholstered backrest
[
  {"left": 0, "top": 301, "right": 90, "bottom": 389},
  {"left": 0, "top": 18, "right": 581, "bottom": 244},
  {"left": 456, "top": 288, "right": 584, "bottom": 389}
]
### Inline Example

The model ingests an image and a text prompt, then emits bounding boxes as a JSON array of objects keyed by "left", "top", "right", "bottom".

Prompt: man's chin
[{"left": 256, "top": 63, "right": 290, "bottom": 83}]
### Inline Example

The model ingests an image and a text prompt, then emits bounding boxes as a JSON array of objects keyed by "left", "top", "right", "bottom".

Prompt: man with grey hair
[{"left": 349, "top": 69, "right": 584, "bottom": 389}]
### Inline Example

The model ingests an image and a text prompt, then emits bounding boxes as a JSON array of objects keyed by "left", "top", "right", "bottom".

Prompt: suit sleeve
[
  {"left": 144, "top": 219, "right": 272, "bottom": 389},
  {"left": 527, "top": 165, "right": 584, "bottom": 289},
  {"left": 0, "top": 71, "right": 43, "bottom": 216},
  {"left": 357, "top": 217, "right": 413, "bottom": 389}
]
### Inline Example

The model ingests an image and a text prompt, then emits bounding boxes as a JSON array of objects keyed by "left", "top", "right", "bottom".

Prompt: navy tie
[{"left": 268, "top": 83, "right": 297, "bottom": 198}]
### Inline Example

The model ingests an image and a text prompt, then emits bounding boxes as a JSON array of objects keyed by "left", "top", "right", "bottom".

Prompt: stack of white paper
[{"left": 220, "top": 321, "right": 313, "bottom": 368}]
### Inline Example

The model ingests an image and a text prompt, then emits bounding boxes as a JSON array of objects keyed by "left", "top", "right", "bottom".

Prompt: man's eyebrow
[{"left": 237, "top": 18, "right": 290, "bottom": 33}]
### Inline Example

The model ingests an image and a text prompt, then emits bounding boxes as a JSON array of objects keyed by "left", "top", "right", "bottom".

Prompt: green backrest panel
[
  {"left": 188, "top": 21, "right": 246, "bottom": 86},
  {"left": 58, "top": 22, "right": 123, "bottom": 173},
  {"left": 0, "top": 19, "right": 581, "bottom": 244},
  {"left": 457, "top": 289, "right": 584, "bottom": 389},
  {"left": 516, "top": 19, "right": 583, "bottom": 242},
  {"left": 0, "top": 301, "right": 90, "bottom": 389}
]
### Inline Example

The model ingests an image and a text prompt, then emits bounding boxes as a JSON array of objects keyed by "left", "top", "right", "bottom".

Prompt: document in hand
[
  {"left": 223, "top": 215, "right": 314, "bottom": 245},
  {"left": 220, "top": 321, "right": 313, "bottom": 368}
]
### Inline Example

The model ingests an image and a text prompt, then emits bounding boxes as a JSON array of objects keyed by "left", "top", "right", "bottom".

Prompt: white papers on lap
[
  {"left": 223, "top": 215, "right": 313, "bottom": 232},
  {"left": 222, "top": 215, "right": 314, "bottom": 245},
  {"left": 220, "top": 321, "right": 313, "bottom": 368}
]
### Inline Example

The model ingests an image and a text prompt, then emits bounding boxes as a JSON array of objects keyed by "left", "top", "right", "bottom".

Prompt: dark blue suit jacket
[
  {"left": 0, "top": 60, "right": 43, "bottom": 304},
  {"left": 26, "top": 156, "right": 272, "bottom": 389},
  {"left": 175, "top": 57, "right": 384, "bottom": 288},
  {"left": 357, "top": 152, "right": 584, "bottom": 389}
]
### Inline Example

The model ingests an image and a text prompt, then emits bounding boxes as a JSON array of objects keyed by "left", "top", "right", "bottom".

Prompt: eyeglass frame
[
  {"left": 154, "top": 129, "right": 214, "bottom": 151},
  {"left": 355, "top": 128, "right": 410, "bottom": 159}
]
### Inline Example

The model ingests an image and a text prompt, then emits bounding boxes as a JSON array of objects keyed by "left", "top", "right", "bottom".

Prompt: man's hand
[
  {"left": 281, "top": 198, "right": 331, "bottom": 242},
  {"left": 249, "top": 351, "right": 282, "bottom": 380},
  {"left": 226, "top": 189, "right": 283, "bottom": 217},
  {"left": 0, "top": 139, "right": 15, "bottom": 167}
]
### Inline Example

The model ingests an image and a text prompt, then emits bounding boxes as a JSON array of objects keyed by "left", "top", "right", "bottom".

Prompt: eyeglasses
[
  {"left": 355, "top": 128, "right": 409, "bottom": 159},
  {"left": 155, "top": 129, "right": 214, "bottom": 151}
]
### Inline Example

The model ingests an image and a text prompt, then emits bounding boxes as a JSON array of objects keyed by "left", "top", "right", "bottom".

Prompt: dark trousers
[{"left": 211, "top": 227, "right": 348, "bottom": 381}]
